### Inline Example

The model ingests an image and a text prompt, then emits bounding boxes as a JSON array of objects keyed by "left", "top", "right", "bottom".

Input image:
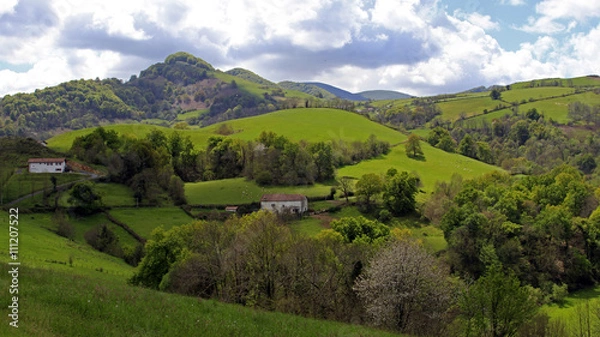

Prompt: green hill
[
  {"left": 225, "top": 67, "right": 278, "bottom": 87},
  {"left": 278, "top": 81, "right": 337, "bottom": 99},
  {"left": 337, "top": 142, "right": 501, "bottom": 194},
  {"left": 47, "top": 108, "right": 407, "bottom": 152}
]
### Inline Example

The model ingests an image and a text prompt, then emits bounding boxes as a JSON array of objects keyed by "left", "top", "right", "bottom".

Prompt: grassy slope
[
  {"left": 108, "top": 207, "right": 193, "bottom": 239},
  {"left": 47, "top": 108, "right": 407, "bottom": 153},
  {"left": 0, "top": 207, "right": 402, "bottom": 337},
  {"left": 337, "top": 143, "right": 501, "bottom": 194},
  {"left": 0, "top": 264, "right": 402, "bottom": 337},
  {"left": 0, "top": 210, "right": 133, "bottom": 280},
  {"left": 186, "top": 178, "right": 332, "bottom": 205},
  {"left": 469, "top": 91, "right": 600, "bottom": 124},
  {"left": 202, "top": 108, "right": 407, "bottom": 145},
  {"left": 436, "top": 94, "right": 502, "bottom": 121}
]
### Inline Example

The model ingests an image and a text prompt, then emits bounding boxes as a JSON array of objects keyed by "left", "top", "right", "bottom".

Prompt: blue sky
[{"left": 0, "top": 0, "right": 599, "bottom": 96}]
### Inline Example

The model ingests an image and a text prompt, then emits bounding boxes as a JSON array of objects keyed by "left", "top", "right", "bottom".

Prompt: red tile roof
[
  {"left": 260, "top": 194, "right": 306, "bottom": 202},
  {"left": 28, "top": 158, "right": 66, "bottom": 164}
]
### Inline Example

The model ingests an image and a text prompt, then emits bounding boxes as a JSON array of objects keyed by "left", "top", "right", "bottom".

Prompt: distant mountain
[
  {"left": 277, "top": 81, "right": 337, "bottom": 99},
  {"left": 290, "top": 82, "right": 412, "bottom": 101},
  {"left": 358, "top": 90, "right": 413, "bottom": 100},
  {"left": 305, "top": 82, "right": 368, "bottom": 101},
  {"left": 461, "top": 86, "right": 489, "bottom": 93}
]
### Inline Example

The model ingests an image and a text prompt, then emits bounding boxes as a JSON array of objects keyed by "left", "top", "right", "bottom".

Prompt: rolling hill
[{"left": 47, "top": 108, "right": 408, "bottom": 152}]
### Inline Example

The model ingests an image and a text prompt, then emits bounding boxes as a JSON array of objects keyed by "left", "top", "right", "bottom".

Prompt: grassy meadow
[
  {"left": 47, "top": 108, "right": 407, "bottom": 153},
  {"left": 436, "top": 95, "right": 503, "bottom": 121},
  {"left": 337, "top": 143, "right": 501, "bottom": 194},
  {"left": 0, "top": 210, "right": 134, "bottom": 280},
  {"left": 107, "top": 207, "right": 193, "bottom": 239},
  {"left": 0, "top": 264, "right": 402, "bottom": 337},
  {"left": 469, "top": 90, "right": 600, "bottom": 124},
  {"left": 185, "top": 178, "right": 332, "bottom": 205}
]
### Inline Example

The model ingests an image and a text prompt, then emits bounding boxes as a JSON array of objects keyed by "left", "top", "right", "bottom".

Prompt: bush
[{"left": 84, "top": 224, "right": 123, "bottom": 258}]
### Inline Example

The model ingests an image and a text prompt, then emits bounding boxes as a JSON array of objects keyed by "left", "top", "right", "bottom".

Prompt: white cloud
[
  {"left": 517, "top": 16, "right": 565, "bottom": 34},
  {"left": 459, "top": 12, "right": 500, "bottom": 31},
  {"left": 0, "top": 0, "right": 599, "bottom": 98},
  {"left": 518, "top": 1, "right": 600, "bottom": 34},
  {"left": 500, "top": 0, "right": 526, "bottom": 6},
  {"left": 536, "top": 0, "right": 600, "bottom": 21},
  {"left": 0, "top": 0, "right": 18, "bottom": 15}
]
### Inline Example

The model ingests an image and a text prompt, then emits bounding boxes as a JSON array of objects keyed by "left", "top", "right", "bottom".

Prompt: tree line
[
  {"left": 426, "top": 107, "right": 600, "bottom": 177},
  {"left": 69, "top": 127, "right": 390, "bottom": 204}
]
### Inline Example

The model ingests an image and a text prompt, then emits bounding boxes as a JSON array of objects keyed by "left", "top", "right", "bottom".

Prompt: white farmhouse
[
  {"left": 260, "top": 194, "right": 308, "bottom": 215},
  {"left": 28, "top": 158, "right": 67, "bottom": 173}
]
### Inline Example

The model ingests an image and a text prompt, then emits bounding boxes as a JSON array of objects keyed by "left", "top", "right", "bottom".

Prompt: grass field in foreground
[
  {"left": 0, "top": 265, "right": 402, "bottom": 337},
  {"left": 337, "top": 143, "right": 501, "bottom": 194},
  {"left": 0, "top": 210, "right": 133, "bottom": 281},
  {"left": 185, "top": 178, "right": 332, "bottom": 205},
  {"left": 108, "top": 207, "right": 193, "bottom": 239}
]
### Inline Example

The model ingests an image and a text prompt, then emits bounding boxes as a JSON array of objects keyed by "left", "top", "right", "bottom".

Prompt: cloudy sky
[{"left": 0, "top": 0, "right": 599, "bottom": 97}]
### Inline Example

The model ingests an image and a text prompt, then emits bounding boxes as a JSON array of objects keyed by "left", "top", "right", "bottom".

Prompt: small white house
[
  {"left": 28, "top": 158, "right": 67, "bottom": 173},
  {"left": 260, "top": 194, "right": 308, "bottom": 215}
]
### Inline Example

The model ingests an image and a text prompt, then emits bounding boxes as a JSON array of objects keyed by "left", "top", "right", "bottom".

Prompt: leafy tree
[
  {"left": 383, "top": 170, "right": 419, "bottom": 216},
  {"left": 405, "top": 133, "right": 424, "bottom": 158},
  {"left": 309, "top": 141, "right": 335, "bottom": 182},
  {"left": 337, "top": 176, "right": 355, "bottom": 203},
  {"left": 168, "top": 175, "right": 187, "bottom": 205},
  {"left": 458, "top": 265, "right": 538, "bottom": 337},
  {"left": 437, "top": 135, "right": 457, "bottom": 152},
  {"left": 330, "top": 216, "right": 390, "bottom": 244},
  {"left": 68, "top": 181, "right": 103, "bottom": 214},
  {"left": 355, "top": 173, "right": 384, "bottom": 211},
  {"left": 490, "top": 89, "right": 502, "bottom": 100},
  {"left": 458, "top": 134, "right": 478, "bottom": 158},
  {"left": 577, "top": 154, "right": 597, "bottom": 175}
]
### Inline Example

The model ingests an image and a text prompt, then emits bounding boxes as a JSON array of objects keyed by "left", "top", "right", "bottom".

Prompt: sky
[{"left": 0, "top": 0, "right": 599, "bottom": 97}]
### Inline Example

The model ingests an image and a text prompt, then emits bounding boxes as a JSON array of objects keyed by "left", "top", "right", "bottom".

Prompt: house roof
[
  {"left": 260, "top": 194, "right": 306, "bottom": 202},
  {"left": 28, "top": 158, "right": 66, "bottom": 164}
]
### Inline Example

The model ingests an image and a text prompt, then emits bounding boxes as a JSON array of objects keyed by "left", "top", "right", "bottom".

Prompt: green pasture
[
  {"left": 47, "top": 108, "right": 407, "bottom": 154},
  {"left": 511, "top": 76, "right": 600, "bottom": 89},
  {"left": 185, "top": 178, "right": 332, "bottom": 205},
  {"left": 2, "top": 172, "right": 87, "bottom": 204},
  {"left": 288, "top": 216, "right": 327, "bottom": 237},
  {"left": 436, "top": 96, "right": 504, "bottom": 121},
  {"left": 204, "top": 108, "right": 407, "bottom": 145},
  {"left": 500, "top": 87, "right": 575, "bottom": 103},
  {"left": 0, "top": 264, "right": 402, "bottom": 337},
  {"left": 107, "top": 207, "right": 193, "bottom": 239},
  {"left": 0, "top": 210, "right": 133, "bottom": 281},
  {"left": 470, "top": 91, "right": 600, "bottom": 124},
  {"left": 55, "top": 182, "right": 135, "bottom": 208},
  {"left": 337, "top": 143, "right": 501, "bottom": 194}
]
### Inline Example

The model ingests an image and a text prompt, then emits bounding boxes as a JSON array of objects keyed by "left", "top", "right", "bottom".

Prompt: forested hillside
[{"left": 0, "top": 52, "right": 318, "bottom": 139}]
